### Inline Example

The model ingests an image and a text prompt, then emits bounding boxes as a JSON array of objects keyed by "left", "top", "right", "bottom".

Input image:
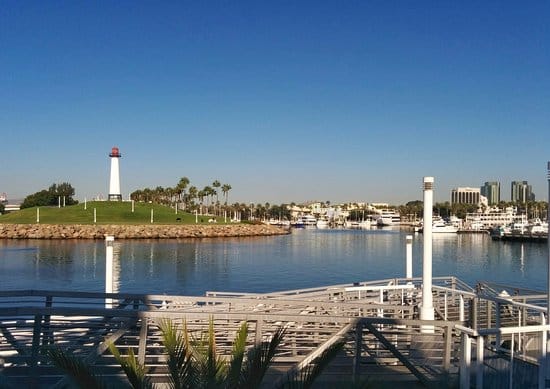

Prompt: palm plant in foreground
[{"left": 47, "top": 318, "right": 286, "bottom": 389}]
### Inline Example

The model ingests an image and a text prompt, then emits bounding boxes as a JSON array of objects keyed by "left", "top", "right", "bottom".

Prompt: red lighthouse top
[{"left": 109, "top": 147, "right": 121, "bottom": 158}]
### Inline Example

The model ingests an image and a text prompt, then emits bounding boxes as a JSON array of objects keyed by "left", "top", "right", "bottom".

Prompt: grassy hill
[{"left": 0, "top": 201, "right": 228, "bottom": 225}]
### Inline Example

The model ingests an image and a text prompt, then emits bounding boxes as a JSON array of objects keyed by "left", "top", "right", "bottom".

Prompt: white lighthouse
[{"left": 108, "top": 146, "right": 122, "bottom": 201}]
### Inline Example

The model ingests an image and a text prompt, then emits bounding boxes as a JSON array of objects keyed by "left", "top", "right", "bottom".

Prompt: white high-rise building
[{"left": 108, "top": 147, "right": 122, "bottom": 201}]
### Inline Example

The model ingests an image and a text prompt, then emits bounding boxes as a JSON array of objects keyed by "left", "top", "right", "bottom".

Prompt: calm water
[{"left": 0, "top": 228, "right": 548, "bottom": 295}]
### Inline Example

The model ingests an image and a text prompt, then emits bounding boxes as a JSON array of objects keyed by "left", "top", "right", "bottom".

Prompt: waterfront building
[
  {"left": 451, "top": 187, "right": 485, "bottom": 205},
  {"left": 480, "top": 181, "right": 500, "bottom": 205},
  {"left": 511, "top": 180, "right": 535, "bottom": 203}
]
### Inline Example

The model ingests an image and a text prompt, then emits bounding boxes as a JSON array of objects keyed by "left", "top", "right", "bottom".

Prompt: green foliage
[
  {"left": 108, "top": 343, "right": 153, "bottom": 389},
  {"left": 47, "top": 348, "right": 107, "bottom": 389},
  {"left": 0, "top": 203, "right": 4, "bottom": 214},
  {"left": 281, "top": 340, "right": 345, "bottom": 389},
  {"left": 21, "top": 182, "right": 78, "bottom": 209}
]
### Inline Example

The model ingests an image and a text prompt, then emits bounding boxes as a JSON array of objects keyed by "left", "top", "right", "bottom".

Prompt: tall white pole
[
  {"left": 421, "top": 177, "right": 435, "bottom": 326},
  {"left": 84, "top": 197, "right": 87, "bottom": 210},
  {"left": 406, "top": 235, "right": 413, "bottom": 278},
  {"left": 63, "top": 196, "right": 66, "bottom": 207},
  {"left": 546, "top": 162, "right": 550, "bottom": 384},
  {"left": 151, "top": 209, "right": 154, "bottom": 223},
  {"left": 175, "top": 203, "right": 178, "bottom": 214},
  {"left": 105, "top": 236, "right": 114, "bottom": 308},
  {"left": 94, "top": 208, "right": 97, "bottom": 223},
  {"left": 36, "top": 208, "right": 40, "bottom": 223},
  {"left": 131, "top": 200, "right": 135, "bottom": 213},
  {"left": 58, "top": 196, "right": 61, "bottom": 208},
  {"left": 195, "top": 209, "right": 198, "bottom": 223}
]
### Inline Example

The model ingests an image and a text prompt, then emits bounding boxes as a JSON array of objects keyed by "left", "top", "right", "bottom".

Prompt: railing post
[
  {"left": 43, "top": 295, "right": 53, "bottom": 346},
  {"left": 470, "top": 297, "right": 478, "bottom": 331},
  {"left": 476, "top": 335, "right": 484, "bottom": 389},
  {"left": 460, "top": 333, "right": 471, "bottom": 389},
  {"left": 30, "top": 314, "right": 42, "bottom": 386},
  {"left": 443, "top": 325, "right": 452, "bottom": 372},
  {"left": 496, "top": 302, "right": 501, "bottom": 349},
  {"left": 539, "top": 313, "right": 547, "bottom": 389},
  {"left": 459, "top": 295, "right": 465, "bottom": 322},
  {"left": 353, "top": 321, "right": 363, "bottom": 383},
  {"left": 255, "top": 319, "right": 263, "bottom": 345}
]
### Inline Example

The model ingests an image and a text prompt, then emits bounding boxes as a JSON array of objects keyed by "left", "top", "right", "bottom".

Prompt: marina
[{"left": 0, "top": 220, "right": 549, "bottom": 387}]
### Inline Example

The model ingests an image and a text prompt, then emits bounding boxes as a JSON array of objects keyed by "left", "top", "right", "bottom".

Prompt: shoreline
[{"left": 0, "top": 223, "right": 290, "bottom": 239}]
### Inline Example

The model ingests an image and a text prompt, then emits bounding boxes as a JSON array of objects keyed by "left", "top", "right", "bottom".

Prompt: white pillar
[
  {"left": 406, "top": 235, "right": 413, "bottom": 278},
  {"left": 58, "top": 196, "right": 61, "bottom": 208},
  {"left": 546, "top": 161, "right": 550, "bottom": 385},
  {"left": 151, "top": 209, "right": 154, "bottom": 223},
  {"left": 420, "top": 177, "right": 435, "bottom": 325},
  {"left": 175, "top": 203, "right": 178, "bottom": 214},
  {"left": 94, "top": 208, "right": 97, "bottom": 223},
  {"left": 476, "top": 336, "right": 484, "bottom": 389},
  {"left": 105, "top": 235, "right": 114, "bottom": 308},
  {"left": 131, "top": 200, "right": 135, "bottom": 212},
  {"left": 84, "top": 197, "right": 87, "bottom": 210},
  {"left": 63, "top": 196, "right": 65, "bottom": 207},
  {"left": 36, "top": 208, "right": 40, "bottom": 223},
  {"left": 195, "top": 209, "right": 198, "bottom": 223}
]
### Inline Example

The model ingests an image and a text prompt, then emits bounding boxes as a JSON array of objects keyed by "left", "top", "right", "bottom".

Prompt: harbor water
[{"left": 0, "top": 228, "right": 548, "bottom": 295}]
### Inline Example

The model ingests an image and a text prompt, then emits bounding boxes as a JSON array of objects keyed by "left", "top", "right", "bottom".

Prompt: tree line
[
  {"left": 130, "top": 177, "right": 232, "bottom": 216},
  {"left": 20, "top": 183, "right": 78, "bottom": 209}
]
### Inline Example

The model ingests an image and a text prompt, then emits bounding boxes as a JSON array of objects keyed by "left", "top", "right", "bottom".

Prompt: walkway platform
[{"left": 0, "top": 276, "right": 547, "bottom": 388}]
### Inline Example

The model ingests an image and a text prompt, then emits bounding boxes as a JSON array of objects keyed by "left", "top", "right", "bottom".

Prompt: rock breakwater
[{"left": 0, "top": 224, "right": 290, "bottom": 239}]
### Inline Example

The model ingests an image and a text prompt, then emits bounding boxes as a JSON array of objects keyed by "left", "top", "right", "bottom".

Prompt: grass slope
[{"left": 0, "top": 201, "right": 228, "bottom": 225}]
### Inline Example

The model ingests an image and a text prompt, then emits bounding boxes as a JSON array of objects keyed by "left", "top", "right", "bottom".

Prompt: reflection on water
[{"left": 0, "top": 229, "right": 548, "bottom": 295}]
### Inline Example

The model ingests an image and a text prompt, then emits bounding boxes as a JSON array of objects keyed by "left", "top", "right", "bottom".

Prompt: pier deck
[{"left": 0, "top": 276, "right": 547, "bottom": 388}]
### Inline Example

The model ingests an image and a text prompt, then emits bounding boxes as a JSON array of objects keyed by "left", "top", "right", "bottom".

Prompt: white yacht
[
  {"left": 316, "top": 218, "right": 330, "bottom": 229},
  {"left": 293, "top": 215, "right": 317, "bottom": 227},
  {"left": 376, "top": 210, "right": 401, "bottom": 226},
  {"left": 431, "top": 219, "right": 458, "bottom": 233}
]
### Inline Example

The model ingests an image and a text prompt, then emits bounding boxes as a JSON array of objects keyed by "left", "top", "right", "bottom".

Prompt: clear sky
[{"left": 1, "top": 1, "right": 549, "bottom": 205}]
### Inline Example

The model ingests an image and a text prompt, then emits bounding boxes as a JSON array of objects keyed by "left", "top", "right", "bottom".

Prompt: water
[{"left": 0, "top": 228, "right": 548, "bottom": 295}]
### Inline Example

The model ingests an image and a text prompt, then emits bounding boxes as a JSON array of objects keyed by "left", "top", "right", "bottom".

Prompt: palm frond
[
  {"left": 47, "top": 347, "right": 106, "bottom": 389},
  {"left": 226, "top": 321, "right": 248, "bottom": 389},
  {"left": 108, "top": 342, "right": 153, "bottom": 389},
  {"left": 281, "top": 340, "right": 345, "bottom": 389},
  {"left": 159, "top": 319, "right": 199, "bottom": 388},
  {"left": 240, "top": 325, "right": 286, "bottom": 388}
]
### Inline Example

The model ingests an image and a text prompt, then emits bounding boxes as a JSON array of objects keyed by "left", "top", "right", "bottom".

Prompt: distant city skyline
[{"left": 1, "top": 2, "right": 549, "bottom": 204}]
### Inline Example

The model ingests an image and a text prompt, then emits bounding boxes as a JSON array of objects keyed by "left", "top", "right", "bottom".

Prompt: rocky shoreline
[{"left": 0, "top": 223, "right": 290, "bottom": 239}]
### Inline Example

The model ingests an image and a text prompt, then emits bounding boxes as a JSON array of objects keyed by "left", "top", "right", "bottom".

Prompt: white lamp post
[
  {"left": 420, "top": 177, "right": 435, "bottom": 328},
  {"left": 105, "top": 236, "right": 114, "bottom": 308},
  {"left": 406, "top": 235, "right": 413, "bottom": 279}
]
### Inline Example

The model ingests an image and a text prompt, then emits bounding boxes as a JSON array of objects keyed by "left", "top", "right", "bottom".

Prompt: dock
[{"left": 0, "top": 276, "right": 548, "bottom": 388}]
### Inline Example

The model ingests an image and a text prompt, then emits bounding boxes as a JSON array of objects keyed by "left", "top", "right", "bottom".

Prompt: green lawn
[{"left": 0, "top": 201, "right": 228, "bottom": 225}]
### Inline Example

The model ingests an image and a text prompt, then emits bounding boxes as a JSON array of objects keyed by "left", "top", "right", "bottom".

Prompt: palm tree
[
  {"left": 211, "top": 181, "right": 220, "bottom": 215},
  {"left": 47, "top": 318, "right": 288, "bottom": 389},
  {"left": 187, "top": 186, "right": 198, "bottom": 211},
  {"left": 221, "top": 184, "right": 232, "bottom": 216},
  {"left": 177, "top": 177, "right": 190, "bottom": 209}
]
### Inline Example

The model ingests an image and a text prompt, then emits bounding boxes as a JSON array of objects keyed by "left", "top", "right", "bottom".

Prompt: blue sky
[{"left": 1, "top": 1, "right": 549, "bottom": 204}]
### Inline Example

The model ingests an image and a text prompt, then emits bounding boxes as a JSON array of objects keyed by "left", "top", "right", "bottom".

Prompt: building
[
  {"left": 451, "top": 187, "right": 482, "bottom": 205},
  {"left": 480, "top": 182, "right": 500, "bottom": 205},
  {"left": 511, "top": 181, "right": 535, "bottom": 203}
]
